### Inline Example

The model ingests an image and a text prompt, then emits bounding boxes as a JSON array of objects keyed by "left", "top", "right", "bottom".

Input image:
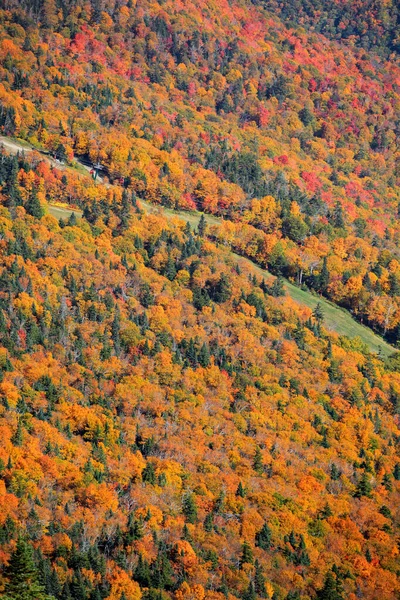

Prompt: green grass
[
  {"left": 139, "top": 199, "right": 221, "bottom": 227},
  {"left": 138, "top": 200, "right": 395, "bottom": 357},
  {"left": 247, "top": 260, "right": 394, "bottom": 356},
  {"left": 48, "top": 204, "right": 83, "bottom": 220}
]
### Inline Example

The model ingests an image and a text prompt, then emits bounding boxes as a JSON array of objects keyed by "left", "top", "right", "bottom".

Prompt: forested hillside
[
  {"left": 0, "top": 148, "right": 399, "bottom": 600},
  {"left": 257, "top": 0, "right": 400, "bottom": 57},
  {"left": 0, "top": 0, "right": 399, "bottom": 599},
  {"left": 1, "top": 0, "right": 400, "bottom": 342}
]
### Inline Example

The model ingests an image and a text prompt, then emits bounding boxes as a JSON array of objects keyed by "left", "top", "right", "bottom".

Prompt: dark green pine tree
[
  {"left": 11, "top": 419, "right": 24, "bottom": 447},
  {"left": 242, "top": 580, "right": 256, "bottom": 600},
  {"left": 182, "top": 493, "right": 198, "bottom": 523},
  {"left": 61, "top": 580, "right": 72, "bottom": 600},
  {"left": 235, "top": 481, "right": 246, "bottom": 498},
  {"left": 253, "top": 446, "right": 264, "bottom": 475},
  {"left": 198, "top": 343, "right": 210, "bottom": 367},
  {"left": 204, "top": 512, "right": 213, "bottom": 532},
  {"left": 255, "top": 523, "right": 272, "bottom": 550},
  {"left": 142, "top": 462, "right": 156, "bottom": 485},
  {"left": 254, "top": 559, "right": 267, "bottom": 597},
  {"left": 316, "top": 570, "right": 344, "bottom": 600},
  {"left": 240, "top": 541, "right": 254, "bottom": 567},
  {"left": 354, "top": 472, "right": 372, "bottom": 498},
  {"left": 164, "top": 254, "right": 177, "bottom": 281},
  {"left": 151, "top": 544, "right": 174, "bottom": 590},
  {"left": 212, "top": 274, "right": 231, "bottom": 303},
  {"left": 197, "top": 214, "right": 206, "bottom": 237},
  {"left": 70, "top": 570, "right": 86, "bottom": 600},
  {"left": 313, "top": 302, "right": 324, "bottom": 325},
  {"left": 318, "top": 256, "right": 330, "bottom": 292},
  {"left": 271, "top": 275, "right": 286, "bottom": 298},
  {"left": 67, "top": 212, "right": 77, "bottom": 227},
  {"left": 26, "top": 189, "right": 44, "bottom": 219},
  {"left": 111, "top": 307, "right": 121, "bottom": 356},
  {"left": 134, "top": 554, "right": 152, "bottom": 588},
  {"left": 3, "top": 538, "right": 51, "bottom": 600},
  {"left": 332, "top": 201, "right": 345, "bottom": 229}
]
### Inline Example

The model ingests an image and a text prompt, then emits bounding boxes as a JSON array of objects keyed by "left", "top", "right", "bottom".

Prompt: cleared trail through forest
[
  {"left": 0, "top": 135, "right": 395, "bottom": 357},
  {"left": 139, "top": 200, "right": 395, "bottom": 357}
]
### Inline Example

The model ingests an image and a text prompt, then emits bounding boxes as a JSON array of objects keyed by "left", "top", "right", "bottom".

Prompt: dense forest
[
  {"left": 258, "top": 0, "right": 400, "bottom": 57},
  {"left": 0, "top": 0, "right": 399, "bottom": 599},
  {"left": 0, "top": 0, "right": 400, "bottom": 342}
]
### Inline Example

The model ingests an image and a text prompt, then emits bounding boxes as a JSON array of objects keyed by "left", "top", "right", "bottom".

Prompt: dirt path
[{"left": 0, "top": 135, "right": 104, "bottom": 179}]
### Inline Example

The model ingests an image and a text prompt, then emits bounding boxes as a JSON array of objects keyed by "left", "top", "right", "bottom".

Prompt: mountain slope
[
  {"left": 0, "top": 141, "right": 399, "bottom": 600},
  {"left": 1, "top": 0, "right": 400, "bottom": 343},
  {"left": 1, "top": 133, "right": 394, "bottom": 356},
  {"left": 0, "top": 2, "right": 399, "bottom": 600}
]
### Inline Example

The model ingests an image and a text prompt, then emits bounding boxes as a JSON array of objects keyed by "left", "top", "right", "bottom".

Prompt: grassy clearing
[
  {"left": 139, "top": 201, "right": 395, "bottom": 357},
  {"left": 48, "top": 204, "right": 83, "bottom": 220},
  {"left": 138, "top": 199, "right": 221, "bottom": 227},
  {"left": 247, "top": 260, "right": 394, "bottom": 357}
]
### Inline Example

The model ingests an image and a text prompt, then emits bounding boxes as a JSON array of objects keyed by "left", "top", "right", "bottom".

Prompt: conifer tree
[
  {"left": 354, "top": 472, "right": 372, "bottom": 498},
  {"left": 318, "top": 257, "right": 330, "bottom": 292},
  {"left": 255, "top": 523, "right": 272, "bottom": 550},
  {"left": 198, "top": 214, "right": 206, "bottom": 236},
  {"left": 26, "top": 189, "right": 44, "bottom": 219},
  {"left": 182, "top": 493, "right": 197, "bottom": 523},
  {"left": 240, "top": 541, "right": 254, "bottom": 567},
  {"left": 313, "top": 302, "right": 324, "bottom": 325},
  {"left": 3, "top": 538, "right": 51, "bottom": 600},
  {"left": 253, "top": 446, "right": 264, "bottom": 474},
  {"left": 316, "top": 570, "right": 344, "bottom": 600},
  {"left": 236, "top": 481, "right": 246, "bottom": 497},
  {"left": 254, "top": 559, "right": 267, "bottom": 597}
]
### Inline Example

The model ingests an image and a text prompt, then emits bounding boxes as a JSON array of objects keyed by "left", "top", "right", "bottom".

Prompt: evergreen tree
[
  {"left": 182, "top": 493, "right": 198, "bottom": 523},
  {"left": 204, "top": 512, "right": 213, "bottom": 532},
  {"left": 151, "top": 544, "right": 174, "bottom": 590},
  {"left": 330, "top": 464, "right": 341, "bottom": 480},
  {"left": 240, "top": 541, "right": 254, "bottom": 567},
  {"left": 316, "top": 570, "right": 344, "bottom": 600},
  {"left": 319, "top": 502, "right": 333, "bottom": 519},
  {"left": 70, "top": 570, "right": 86, "bottom": 600},
  {"left": 242, "top": 580, "right": 256, "bottom": 600},
  {"left": 197, "top": 214, "right": 206, "bottom": 236},
  {"left": 255, "top": 523, "right": 272, "bottom": 550},
  {"left": 318, "top": 257, "right": 330, "bottom": 292},
  {"left": 332, "top": 201, "right": 345, "bottom": 229},
  {"left": 142, "top": 462, "right": 156, "bottom": 485},
  {"left": 354, "top": 472, "right": 372, "bottom": 498},
  {"left": 270, "top": 275, "right": 285, "bottom": 297},
  {"left": 12, "top": 419, "right": 23, "bottom": 447},
  {"left": 67, "top": 212, "right": 77, "bottom": 227},
  {"left": 253, "top": 446, "right": 263, "bottom": 475},
  {"left": 3, "top": 537, "right": 51, "bottom": 600},
  {"left": 26, "top": 189, "right": 44, "bottom": 219},
  {"left": 210, "top": 274, "right": 231, "bottom": 303},
  {"left": 140, "top": 283, "right": 155, "bottom": 307},
  {"left": 313, "top": 302, "right": 324, "bottom": 325},
  {"left": 111, "top": 308, "right": 121, "bottom": 355},
  {"left": 134, "top": 554, "right": 152, "bottom": 588},
  {"left": 198, "top": 343, "right": 210, "bottom": 367},
  {"left": 254, "top": 559, "right": 266, "bottom": 597},
  {"left": 236, "top": 481, "right": 246, "bottom": 497},
  {"left": 164, "top": 254, "right": 177, "bottom": 281}
]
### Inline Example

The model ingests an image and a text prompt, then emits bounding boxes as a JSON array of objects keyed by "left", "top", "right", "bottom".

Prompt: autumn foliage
[{"left": 0, "top": 1, "right": 399, "bottom": 599}]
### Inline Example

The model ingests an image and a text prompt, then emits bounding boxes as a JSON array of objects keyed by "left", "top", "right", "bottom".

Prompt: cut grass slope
[
  {"left": 139, "top": 200, "right": 395, "bottom": 357},
  {"left": 1, "top": 135, "right": 394, "bottom": 357}
]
